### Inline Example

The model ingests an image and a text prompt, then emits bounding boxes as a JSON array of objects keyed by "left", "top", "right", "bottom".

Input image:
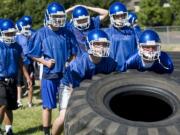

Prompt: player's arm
[
  {"left": 19, "top": 57, "right": 32, "bottom": 89},
  {"left": 158, "top": 52, "right": 174, "bottom": 73},
  {"left": 31, "top": 57, "right": 55, "bottom": 69},
  {"left": 125, "top": 54, "right": 139, "bottom": 70},
  {"left": 66, "top": 5, "right": 79, "bottom": 14},
  {"left": 66, "top": 32, "right": 79, "bottom": 65},
  {"left": 84, "top": 5, "right": 108, "bottom": 21}
]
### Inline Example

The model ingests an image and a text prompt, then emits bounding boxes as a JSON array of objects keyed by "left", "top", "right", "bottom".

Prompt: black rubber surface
[{"left": 65, "top": 52, "right": 180, "bottom": 135}]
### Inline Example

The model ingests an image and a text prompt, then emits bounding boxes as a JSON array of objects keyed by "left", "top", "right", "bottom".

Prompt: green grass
[{"left": 12, "top": 83, "right": 59, "bottom": 135}]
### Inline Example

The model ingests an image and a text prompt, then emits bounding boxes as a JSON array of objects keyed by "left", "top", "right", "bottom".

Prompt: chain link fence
[{"left": 145, "top": 26, "right": 180, "bottom": 45}]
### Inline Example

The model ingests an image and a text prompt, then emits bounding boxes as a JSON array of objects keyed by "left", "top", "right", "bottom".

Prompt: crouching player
[
  {"left": 52, "top": 29, "right": 124, "bottom": 135},
  {"left": 125, "top": 29, "right": 174, "bottom": 74}
]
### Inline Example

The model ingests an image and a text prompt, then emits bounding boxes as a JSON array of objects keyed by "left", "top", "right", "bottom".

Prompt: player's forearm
[
  {"left": 19, "top": 58, "right": 31, "bottom": 81},
  {"left": 85, "top": 6, "right": 108, "bottom": 20},
  {"left": 31, "top": 57, "right": 47, "bottom": 66},
  {"left": 66, "top": 5, "right": 78, "bottom": 14}
]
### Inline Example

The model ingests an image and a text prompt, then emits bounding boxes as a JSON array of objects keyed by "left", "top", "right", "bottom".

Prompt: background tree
[
  {"left": 138, "top": 0, "right": 173, "bottom": 26},
  {"left": 0, "top": 0, "right": 178, "bottom": 29},
  {"left": 170, "top": 0, "right": 180, "bottom": 25}
]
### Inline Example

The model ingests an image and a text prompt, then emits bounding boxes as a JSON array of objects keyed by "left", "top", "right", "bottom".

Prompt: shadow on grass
[{"left": 15, "top": 125, "right": 43, "bottom": 135}]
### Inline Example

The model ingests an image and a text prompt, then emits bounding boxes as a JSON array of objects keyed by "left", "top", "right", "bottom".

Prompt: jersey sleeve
[
  {"left": 61, "top": 58, "right": 86, "bottom": 88},
  {"left": 92, "top": 16, "right": 101, "bottom": 29},
  {"left": 125, "top": 53, "right": 140, "bottom": 70},
  {"left": 69, "top": 32, "right": 78, "bottom": 56},
  {"left": 158, "top": 52, "right": 174, "bottom": 73},
  {"left": 28, "top": 31, "right": 43, "bottom": 58}
]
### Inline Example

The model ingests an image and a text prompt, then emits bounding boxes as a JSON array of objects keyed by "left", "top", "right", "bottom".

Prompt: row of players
[{"left": 0, "top": 1, "right": 174, "bottom": 135}]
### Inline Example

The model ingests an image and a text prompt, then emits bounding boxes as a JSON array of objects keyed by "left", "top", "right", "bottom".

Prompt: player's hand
[
  {"left": 46, "top": 59, "right": 55, "bottom": 68},
  {"left": 27, "top": 79, "right": 32, "bottom": 89}
]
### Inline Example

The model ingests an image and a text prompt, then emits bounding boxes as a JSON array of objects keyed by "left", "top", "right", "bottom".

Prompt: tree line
[{"left": 0, "top": 0, "right": 179, "bottom": 29}]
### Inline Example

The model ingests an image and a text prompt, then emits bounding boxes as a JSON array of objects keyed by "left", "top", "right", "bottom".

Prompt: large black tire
[{"left": 65, "top": 52, "right": 180, "bottom": 135}]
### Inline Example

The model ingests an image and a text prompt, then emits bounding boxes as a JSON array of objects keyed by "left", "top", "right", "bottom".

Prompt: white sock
[
  {"left": 5, "top": 125, "right": 12, "bottom": 133},
  {"left": 17, "top": 99, "right": 21, "bottom": 103}
]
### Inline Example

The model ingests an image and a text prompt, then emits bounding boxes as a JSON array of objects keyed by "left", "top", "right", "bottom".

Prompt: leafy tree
[
  {"left": 170, "top": 0, "right": 180, "bottom": 25},
  {"left": 0, "top": 0, "right": 131, "bottom": 29},
  {"left": 138, "top": 0, "right": 173, "bottom": 26}
]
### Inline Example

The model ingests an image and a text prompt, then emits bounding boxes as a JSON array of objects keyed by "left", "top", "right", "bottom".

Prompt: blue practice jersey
[
  {"left": 133, "top": 25, "right": 142, "bottom": 43},
  {"left": 28, "top": 26, "right": 78, "bottom": 79},
  {"left": 125, "top": 51, "right": 174, "bottom": 74},
  {"left": 103, "top": 26, "right": 138, "bottom": 68},
  {"left": 16, "top": 34, "right": 31, "bottom": 65},
  {"left": 30, "top": 28, "right": 36, "bottom": 35},
  {"left": 62, "top": 52, "right": 123, "bottom": 88},
  {"left": 67, "top": 16, "right": 100, "bottom": 55},
  {"left": 0, "top": 41, "right": 22, "bottom": 78}
]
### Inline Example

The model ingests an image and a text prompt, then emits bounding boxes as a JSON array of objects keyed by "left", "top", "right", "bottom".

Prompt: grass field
[
  {"left": 7, "top": 44, "right": 180, "bottom": 135},
  {"left": 12, "top": 84, "right": 59, "bottom": 135}
]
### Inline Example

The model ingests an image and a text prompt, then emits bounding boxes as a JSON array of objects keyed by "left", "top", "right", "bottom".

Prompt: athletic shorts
[
  {"left": 0, "top": 79, "right": 18, "bottom": 110},
  {"left": 59, "top": 84, "right": 73, "bottom": 110},
  {"left": 41, "top": 78, "right": 61, "bottom": 109}
]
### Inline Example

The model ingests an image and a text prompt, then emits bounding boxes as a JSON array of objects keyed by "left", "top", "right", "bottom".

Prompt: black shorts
[{"left": 0, "top": 79, "right": 18, "bottom": 110}]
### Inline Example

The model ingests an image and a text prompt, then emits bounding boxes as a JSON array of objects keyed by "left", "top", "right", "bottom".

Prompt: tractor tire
[{"left": 64, "top": 52, "right": 180, "bottom": 135}]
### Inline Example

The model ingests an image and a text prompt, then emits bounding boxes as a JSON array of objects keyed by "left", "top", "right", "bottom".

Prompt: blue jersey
[
  {"left": 125, "top": 51, "right": 174, "bottom": 74},
  {"left": 0, "top": 41, "right": 22, "bottom": 78},
  {"left": 62, "top": 52, "right": 122, "bottom": 88},
  {"left": 133, "top": 25, "right": 142, "bottom": 43},
  {"left": 28, "top": 26, "right": 78, "bottom": 79},
  {"left": 16, "top": 34, "right": 31, "bottom": 65},
  {"left": 103, "top": 26, "right": 138, "bottom": 68},
  {"left": 67, "top": 16, "right": 100, "bottom": 55},
  {"left": 30, "top": 28, "right": 36, "bottom": 35}
]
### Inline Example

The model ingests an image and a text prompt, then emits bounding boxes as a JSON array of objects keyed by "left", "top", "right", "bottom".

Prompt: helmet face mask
[
  {"left": 21, "top": 24, "right": 31, "bottom": 37},
  {"left": 138, "top": 30, "right": 161, "bottom": 62},
  {"left": 47, "top": 11, "right": 66, "bottom": 28},
  {"left": 90, "top": 41, "right": 110, "bottom": 57},
  {"left": 46, "top": 2, "right": 66, "bottom": 28},
  {"left": 88, "top": 38, "right": 110, "bottom": 57},
  {"left": 110, "top": 12, "right": 128, "bottom": 28},
  {"left": 73, "top": 16, "right": 90, "bottom": 30},
  {"left": 1, "top": 29, "right": 16, "bottom": 44},
  {"left": 139, "top": 42, "right": 161, "bottom": 62}
]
